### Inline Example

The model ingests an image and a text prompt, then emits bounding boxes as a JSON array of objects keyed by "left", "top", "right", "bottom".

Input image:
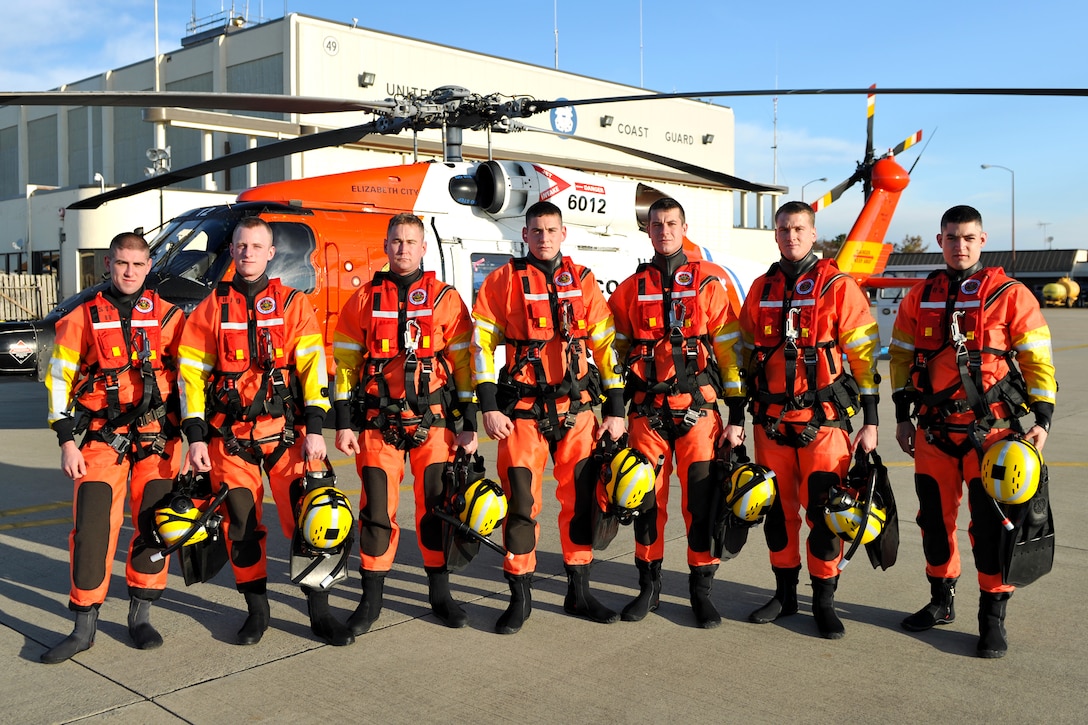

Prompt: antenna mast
[{"left": 554, "top": 0, "right": 559, "bottom": 69}]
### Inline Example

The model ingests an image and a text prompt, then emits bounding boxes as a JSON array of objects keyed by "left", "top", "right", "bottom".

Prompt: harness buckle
[
  {"left": 224, "top": 436, "right": 243, "bottom": 457},
  {"left": 682, "top": 408, "right": 701, "bottom": 429},
  {"left": 104, "top": 428, "right": 129, "bottom": 454}
]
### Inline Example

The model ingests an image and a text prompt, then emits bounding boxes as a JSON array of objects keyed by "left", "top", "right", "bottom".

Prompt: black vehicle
[{"left": 0, "top": 202, "right": 314, "bottom": 381}]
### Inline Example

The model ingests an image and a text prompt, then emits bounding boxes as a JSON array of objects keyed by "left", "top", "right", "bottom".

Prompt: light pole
[
  {"left": 801, "top": 177, "right": 828, "bottom": 202},
  {"left": 981, "top": 164, "right": 1015, "bottom": 277}
]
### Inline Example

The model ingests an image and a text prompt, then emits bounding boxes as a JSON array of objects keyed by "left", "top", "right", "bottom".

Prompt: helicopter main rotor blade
[
  {"left": 69, "top": 119, "right": 401, "bottom": 210},
  {"left": 525, "top": 87, "right": 1088, "bottom": 113},
  {"left": 519, "top": 126, "right": 785, "bottom": 194},
  {"left": 0, "top": 91, "right": 396, "bottom": 115}
]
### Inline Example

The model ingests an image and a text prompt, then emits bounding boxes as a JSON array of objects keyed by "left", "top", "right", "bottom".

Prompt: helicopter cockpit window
[
  {"left": 470, "top": 253, "right": 512, "bottom": 303},
  {"left": 268, "top": 222, "right": 317, "bottom": 293},
  {"left": 148, "top": 216, "right": 233, "bottom": 286}
]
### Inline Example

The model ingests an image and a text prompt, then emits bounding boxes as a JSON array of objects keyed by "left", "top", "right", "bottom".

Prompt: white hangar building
[{"left": 0, "top": 10, "right": 784, "bottom": 300}]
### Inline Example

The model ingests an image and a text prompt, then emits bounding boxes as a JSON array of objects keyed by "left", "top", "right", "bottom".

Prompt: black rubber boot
[
  {"left": 749, "top": 566, "right": 801, "bottom": 624},
  {"left": 236, "top": 592, "right": 270, "bottom": 646},
  {"left": 41, "top": 606, "right": 99, "bottom": 664},
  {"left": 688, "top": 564, "right": 722, "bottom": 629},
  {"left": 977, "top": 591, "right": 1011, "bottom": 659},
  {"left": 426, "top": 567, "right": 468, "bottom": 629},
  {"left": 495, "top": 572, "right": 533, "bottom": 635},
  {"left": 901, "top": 576, "right": 957, "bottom": 632},
  {"left": 347, "top": 570, "right": 386, "bottom": 636},
  {"left": 563, "top": 564, "right": 619, "bottom": 624},
  {"left": 621, "top": 559, "right": 662, "bottom": 622},
  {"left": 127, "top": 596, "right": 163, "bottom": 650},
  {"left": 304, "top": 588, "right": 355, "bottom": 646},
  {"left": 811, "top": 576, "right": 845, "bottom": 640}
]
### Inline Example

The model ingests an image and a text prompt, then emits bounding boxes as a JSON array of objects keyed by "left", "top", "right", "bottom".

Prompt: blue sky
[{"left": 3, "top": 1, "right": 1085, "bottom": 251}]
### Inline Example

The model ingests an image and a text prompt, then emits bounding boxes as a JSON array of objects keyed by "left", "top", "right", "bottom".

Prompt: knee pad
[
  {"left": 915, "top": 473, "right": 952, "bottom": 566},
  {"left": 72, "top": 481, "right": 113, "bottom": 591},
  {"left": 806, "top": 472, "right": 841, "bottom": 561},
  {"left": 685, "top": 460, "right": 714, "bottom": 553},
  {"left": 359, "top": 467, "right": 393, "bottom": 557},
  {"left": 419, "top": 462, "right": 446, "bottom": 552},
  {"left": 225, "top": 487, "right": 260, "bottom": 542},
  {"left": 968, "top": 477, "right": 1004, "bottom": 575},
  {"left": 633, "top": 486, "right": 659, "bottom": 546},
  {"left": 504, "top": 466, "right": 537, "bottom": 555},
  {"left": 568, "top": 455, "right": 599, "bottom": 547},
  {"left": 764, "top": 489, "right": 789, "bottom": 553}
]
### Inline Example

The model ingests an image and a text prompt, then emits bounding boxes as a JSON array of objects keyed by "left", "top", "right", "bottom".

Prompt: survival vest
[
  {"left": 499, "top": 256, "right": 599, "bottom": 441},
  {"left": 350, "top": 271, "right": 456, "bottom": 450},
  {"left": 71, "top": 290, "right": 177, "bottom": 461},
  {"left": 908, "top": 267, "right": 1030, "bottom": 454},
  {"left": 208, "top": 279, "right": 302, "bottom": 467},
  {"left": 747, "top": 259, "right": 861, "bottom": 447},
  {"left": 625, "top": 261, "right": 723, "bottom": 436}
]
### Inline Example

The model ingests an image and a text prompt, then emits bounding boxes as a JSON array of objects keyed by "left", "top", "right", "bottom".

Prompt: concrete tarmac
[{"left": 2, "top": 308, "right": 1086, "bottom": 724}]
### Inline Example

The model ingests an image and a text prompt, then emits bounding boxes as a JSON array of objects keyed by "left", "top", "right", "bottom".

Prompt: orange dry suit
[
  {"left": 46, "top": 286, "right": 184, "bottom": 609},
  {"left": 178, "top": 275, "right": 329, "bottom": 591},
  {"left": 472, "top": 254, "right": 625, "bottom": 575},
  {"left": 889, "top": 264, "right": 1055, "bottom": 591},
  {"left": 739, "top": 254, "right": 879, "bottom": 578},
  {"left": 333, "top": 269, "right": 475, "bottom": 571},
  {"left": 609, "top": 251, "right": 744, "bottom": 566}
]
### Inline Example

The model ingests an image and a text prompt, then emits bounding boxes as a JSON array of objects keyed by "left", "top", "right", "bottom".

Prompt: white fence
[{"left": 0, "top": 273, "right": 58, "bottom": 321}]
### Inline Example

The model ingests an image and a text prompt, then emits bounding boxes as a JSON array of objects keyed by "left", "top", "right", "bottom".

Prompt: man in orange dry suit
[
  {"left": 180, "top": 217, "right": 347, "bottom": 646},
  {"left": 472, "top": 200, "right": 626, "bottom": 634},
  {"left": 333, "top": 212, "right": 478, "bottom": 634},
  {"left": 891, "top": 204, "right": 1056, "bottom": 658},
  {"left": 42, "top": 232, "right": 184, "bottom": 663},
  {"left": 740, "top": 200, "right": 879, "bottom": 639},
  {"left": 608, "top": 197, "right": 746, "bottom": 628}
]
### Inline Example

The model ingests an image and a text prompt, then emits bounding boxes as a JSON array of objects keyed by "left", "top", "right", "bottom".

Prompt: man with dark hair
[
  {"left": 472, "top": 200, "right": 626, "bottom": 634},
  {"left": 180, "top": 217, "right": 346, "bottom": 646},
  {"left": 891, "top": 204, "right": 1055, "bottom": 658},
  {"left": 608, "top": 197, "right": 746, "bottom": 628},
  {"left": 42, "top": 232, "right": 184, "bottom": 663},
  {"left": 333, "top": 212, "right": 478, "bottom": 633},
  {"left": 740, "top": 200, "right": 880, "bottom": 639}
]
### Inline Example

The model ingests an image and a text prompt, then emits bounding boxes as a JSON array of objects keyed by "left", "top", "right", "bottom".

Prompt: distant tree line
[{"left": 814, "top": 233, "right": 929, "bottom": 258}]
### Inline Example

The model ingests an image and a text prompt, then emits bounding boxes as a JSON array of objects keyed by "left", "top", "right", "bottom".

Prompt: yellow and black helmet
[
  {"left": 726, "top": 462, "right": 777, "bottom": 523},
  {"left": 455, "top": 478, "right": 508, "bottom": 536},
  {"left": 981, "top": 437, "right": 1043, "bottom": 505},
  {"left": 297, "top": 486, "right": 355, "bottom": 550},
  {"left": 154, "top": 496, "right": 209, "bottom": 548},
  {"left": 824, "top": 488, "right": 887, "bottom": 545},
  {"left": 603, "top": 447, "right": 656, "bottom": 513}
]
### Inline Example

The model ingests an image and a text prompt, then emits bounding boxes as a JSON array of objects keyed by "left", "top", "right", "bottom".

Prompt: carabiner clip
[
  {"left": 670, "top": 300, "right": 686, "bottom": 329},
  {"left": 949, "top": 310, "right": 967, "bottom": 348},
  {"left": 404, "top": 319, "right": 421, "bottom": 353},
  {"left": 785, "top": 307, "right": 801, "bottom": 342}
]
